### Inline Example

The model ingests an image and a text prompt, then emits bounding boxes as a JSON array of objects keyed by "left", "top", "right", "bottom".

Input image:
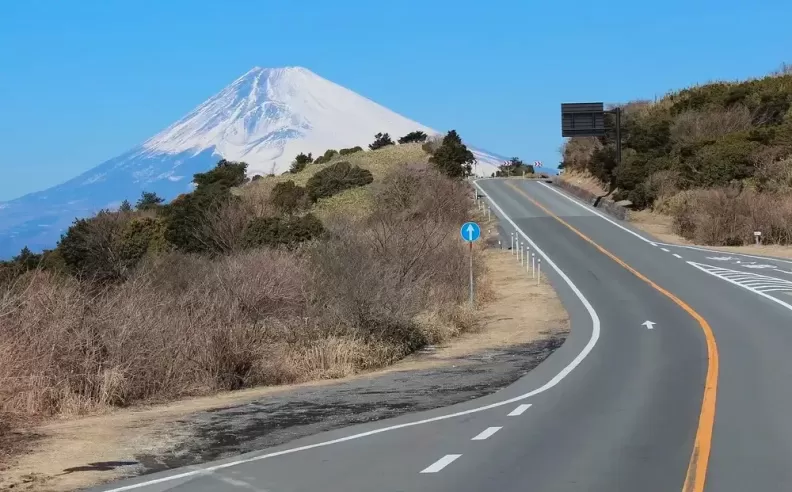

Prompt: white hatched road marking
[
  {"left": 689, "top": 263, "right": 792, "bottom": 293},
  {"left": 687, "top": 262, "right": 792, "bottom": 313}
]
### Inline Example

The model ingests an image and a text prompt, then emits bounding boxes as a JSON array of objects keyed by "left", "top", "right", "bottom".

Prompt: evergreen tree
[
  {"left": 429, "top": 130, "right": 475, "bottom": 179},
  {"left": 119, "top": 199, "right": 133, "bottom": 212},
  {"left": 290, "top": 152, "right": 314, "bottom": 173},
  {"left": 369, "top": 132, "right": 395, "bottom": 150},
  {"left": 398, "top": 131, "right": 428, "bottom": 144},
  {"left": 136, "top": 191, "right": 165, "bottom": 211},
  {"left": 13, "top": 246, "right": 42, "bottom": 271}
]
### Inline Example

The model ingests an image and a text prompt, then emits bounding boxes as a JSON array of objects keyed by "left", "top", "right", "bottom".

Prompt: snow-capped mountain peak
[
  {"left": 0, "top": 66, "right": 506, "bottom": 258},
  {"left": 140, "top": 66, "right": 459, "bottom": 177}
]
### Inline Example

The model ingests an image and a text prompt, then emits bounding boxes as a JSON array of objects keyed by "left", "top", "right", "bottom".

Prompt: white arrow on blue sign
[{"left": 461, "top": 222, "right": 481, "bottom": 242}]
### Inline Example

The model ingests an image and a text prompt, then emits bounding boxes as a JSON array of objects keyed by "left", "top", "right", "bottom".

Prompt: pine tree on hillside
[
  {"left": 369, "top": 132, "right": 395, "bottom": 150},
  {"left": 398, "top": 131, "right": 428, "bottom": 144},
  {"left": 290, "top": 152, "right": 314, "bottom": 173},
  {"left": 119, "top": 200, "right": 133, "bottom": 212},
  {"left": 429, "top": 130, "right": 475, "bottom": 179},
  {"left": 136, "top": 191, "right": 165, "bottom": 211}
]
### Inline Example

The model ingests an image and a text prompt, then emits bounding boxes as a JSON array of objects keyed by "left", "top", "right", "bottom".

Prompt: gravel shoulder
[{"left": 2, "top": 243, "right": 569, "bottom": 492}]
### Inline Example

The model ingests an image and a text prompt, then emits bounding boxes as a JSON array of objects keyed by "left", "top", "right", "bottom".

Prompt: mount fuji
[{"left": 0, "top": 66, "right": 508, "bottom": 258}]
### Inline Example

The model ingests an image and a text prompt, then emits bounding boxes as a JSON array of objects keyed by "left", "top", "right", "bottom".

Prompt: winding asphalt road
[{"left": 91, "top": 179, "right": 792, "bottom": 492}]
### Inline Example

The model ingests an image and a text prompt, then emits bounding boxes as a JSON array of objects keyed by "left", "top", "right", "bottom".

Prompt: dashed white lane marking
[
  {"left": 661, "top": 248, "right": 670, "bottom": 252},
  {"left": 421, "top": 454, "right": 462, "bottom": 473},
  {"left": 508, "top": 404, "right": 532, "bottom": 416},
  {"left": 471, "top": 427, "right": 502, "bottom": 440},
  {"left": 98, "top": 181, "right": 602, "bottom": 492},
  {"left": 535, "top": 181, "right": 792, "bottom": 266},
  {"left": 673, "top": 254, "right": 683, "bottom": 259}
]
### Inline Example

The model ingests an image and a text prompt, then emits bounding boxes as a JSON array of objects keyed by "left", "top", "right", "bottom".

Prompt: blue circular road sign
[{"left": 461, "top": 222, "right": 481, "bottom": 242}]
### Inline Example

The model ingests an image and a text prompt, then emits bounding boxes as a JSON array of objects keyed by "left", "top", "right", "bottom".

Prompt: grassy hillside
[
  {"left": 0, "top": 135, "right": 486, "bottom": 422},
  {"left": 561, "top": 66, "right": 792, "bottom": 246},
  {"left": 242, "top": 143, "right": 431, "bottom": 221}
]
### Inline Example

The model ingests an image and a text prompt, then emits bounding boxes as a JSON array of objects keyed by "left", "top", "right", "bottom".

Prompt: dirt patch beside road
[{"left": 1, "top": 247, "right": 568, "bottom": 492}]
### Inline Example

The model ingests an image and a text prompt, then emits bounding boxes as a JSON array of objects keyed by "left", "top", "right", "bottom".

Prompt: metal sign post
[{"left": 461, "top": 222, "right": 481, "bottom": 306}]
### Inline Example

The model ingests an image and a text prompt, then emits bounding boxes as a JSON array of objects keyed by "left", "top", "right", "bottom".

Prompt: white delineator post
[
  {"left": 531, "top": 253, "right": 536, "bottom": 278},
  {"left": 519, "top": 242, "right": 524, "bottom": 264},
  {"left": 537, "top": 258, "right": 542, "bottom": 285},
  {"left": 525, "top": 246, "right": 530, "bottom": 273},
  {"left": 510, "top": 233, "right": 515, "bottom": 255}
]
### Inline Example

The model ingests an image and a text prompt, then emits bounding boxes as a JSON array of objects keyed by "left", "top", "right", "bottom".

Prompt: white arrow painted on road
[{"left": 642, "top": 320, "right": 656, "bottom": 330}]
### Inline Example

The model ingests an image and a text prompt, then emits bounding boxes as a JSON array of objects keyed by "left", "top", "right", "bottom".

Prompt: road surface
[{"left": 91, "top": 179, "right": 792, "bottom": 492}]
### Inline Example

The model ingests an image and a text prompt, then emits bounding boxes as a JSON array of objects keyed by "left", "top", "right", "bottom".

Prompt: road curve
[{"left": 89, "top": 179, "right": 792, "bottom": 492}]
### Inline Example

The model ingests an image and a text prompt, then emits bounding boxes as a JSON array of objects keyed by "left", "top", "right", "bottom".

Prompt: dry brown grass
[
  {"left": 560, "top": 138, "right": 603, "bottom": 173},
  {"left": 668, "top": 187, "right": 792, "bottom": 246},
  {"left": 0, "top": 241, "right": 567, "bottom": 492},
  {"left": 558, "top": 170, "right": 608, "bottom": 195},
  {"left": 670, "top": 105, "right": 754, "bottom": 145},
  {"left": 1, "top": 143, "right": 498, "bottom": 487},
  {"left": 0, "top": 159, "right": 478, "bottom": 423}
]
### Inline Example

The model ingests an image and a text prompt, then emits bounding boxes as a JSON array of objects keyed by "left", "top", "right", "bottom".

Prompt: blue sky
[{"left": 1, "top": 0, "right": 790, "bottom": 201}]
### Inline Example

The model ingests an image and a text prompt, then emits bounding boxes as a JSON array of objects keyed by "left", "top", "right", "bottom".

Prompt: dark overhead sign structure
[
  {"left": 561, "top": 102, "right": 606, "bottom": 138},
  {"left": 561, "top": 102, "right": 623, "bottom": 192}
]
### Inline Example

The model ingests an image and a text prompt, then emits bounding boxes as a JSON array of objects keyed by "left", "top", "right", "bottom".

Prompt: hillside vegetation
[
  {"left": 0, "top": 130, "right": 483, "bottom": 421},
  {"left": 561, "top": 66, "right": 792, "bottom": 246}
]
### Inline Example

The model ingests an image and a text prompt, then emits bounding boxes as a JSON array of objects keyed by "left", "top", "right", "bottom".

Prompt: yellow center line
[{"left": 504, "top": 181, "right": 718, "bottom": 492}]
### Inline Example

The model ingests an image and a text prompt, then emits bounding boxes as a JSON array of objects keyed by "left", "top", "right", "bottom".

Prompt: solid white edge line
[
  {"left": 471, "top": 427, "right": 502, "bottom": 441},
  {"left": 536, "top": 181, "right": 654, "bottom": 244},
  {"left": 687, "top": 262, "right": 792, "bottom": 313},
  {"left": 420, "top": 454, "right": 463, "bottom": 473},
  {"left": 100, "top": 179, "right": 602, "bottom": 492},
  {"left": 507, "top": 403, "right": 532, "bottom": 416},
  {"left": 536, "top": 181, "right": 792, "bottom": 265}
]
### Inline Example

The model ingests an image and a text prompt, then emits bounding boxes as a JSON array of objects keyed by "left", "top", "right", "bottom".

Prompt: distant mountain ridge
[{"left": 0, "top": 66, "right": 510, "bottom": 258}]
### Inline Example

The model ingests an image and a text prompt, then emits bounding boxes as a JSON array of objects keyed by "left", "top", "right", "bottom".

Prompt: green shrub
[
  {"left": 57, "top": 210, "right": 130, "bottom": 283},
  {"left": 305, "top": 161, "right": 374, "bottom": 202},
  {"left": 163, "top": 160, "right": 250, "bottom": 254},
  {"left": 270, "top": 180, "right": 308, "bottom": 213},
  {"left": 314, "top": 149, "right": 339, "bottom": 165},
  {"left": 242, "top": 213, "right": 324, "bottom": 249},
  {"left": 193, "top": 160, "right": 248, "bottom": 190},
  {"left": 339, "top": 146, "right": 364, "bottom": 156},
  {"left": 678, "top": 133, "right": 762, "bottom": 188},
  {"left": 119, "top": 216, "right": 169, "bottom": 264}
]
